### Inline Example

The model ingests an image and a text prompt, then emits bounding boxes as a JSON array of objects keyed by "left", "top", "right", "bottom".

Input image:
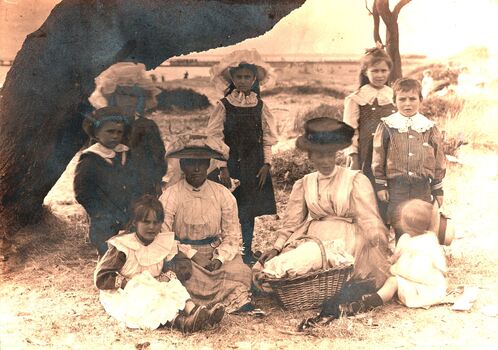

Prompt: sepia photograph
[{"left": 1, "top": 0, "right": 497, "bottom": 349}]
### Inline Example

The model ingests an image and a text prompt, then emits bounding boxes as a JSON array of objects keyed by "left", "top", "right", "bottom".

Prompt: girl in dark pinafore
[
  {"left": 343, "top": 47, "right": 396, "bottom": 223},
  {"left": 207, "top": 50, "right": 277, "bottom": 264}
]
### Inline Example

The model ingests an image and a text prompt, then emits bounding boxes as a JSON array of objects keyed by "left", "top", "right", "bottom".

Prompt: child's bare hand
[
  {"left": 256, "top": 164, "right": 271, "bottom": 190},
  {"left": 259, "top": 248, "right": 279, "bottom": 265},
  {"left": 205, "top": 259, "right": 222, "bottom": 272},
  {"left": 377, "top": 189, "right": 389, "bottom": 202}
]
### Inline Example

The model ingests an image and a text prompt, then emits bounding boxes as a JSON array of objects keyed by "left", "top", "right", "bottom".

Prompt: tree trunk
[
  {"left": 372, "top": 0, "right": 411, "bottom": 83},
  {"left": 384, "top": 17, "right": 402, "bottom": 82},
  {"left": 0, "top": 0, "right": 304, "bottom": 236}
]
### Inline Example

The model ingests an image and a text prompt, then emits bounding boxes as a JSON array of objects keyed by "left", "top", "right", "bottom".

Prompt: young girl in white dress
[{"left": 94, "top": 195, "right": 224, "bottom": 332}]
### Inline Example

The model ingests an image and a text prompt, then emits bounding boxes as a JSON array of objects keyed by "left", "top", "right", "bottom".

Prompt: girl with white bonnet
[{"left": 90, "top": 61, "right": 166, "bottom": 196}]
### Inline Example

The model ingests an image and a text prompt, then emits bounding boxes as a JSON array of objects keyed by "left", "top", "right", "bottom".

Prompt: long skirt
[{"left": 183, "top": 244, "right": 252, "bottom": 313}]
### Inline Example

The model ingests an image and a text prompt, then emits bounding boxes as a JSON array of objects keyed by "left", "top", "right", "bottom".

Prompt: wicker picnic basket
[{"left": 262, "top": 236, "right": 353, "bottom": 311}]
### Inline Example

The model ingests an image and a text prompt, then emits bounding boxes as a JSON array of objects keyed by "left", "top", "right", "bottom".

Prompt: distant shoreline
[{"left": 0, "top": 53, "right": 427, "bottom": 65}]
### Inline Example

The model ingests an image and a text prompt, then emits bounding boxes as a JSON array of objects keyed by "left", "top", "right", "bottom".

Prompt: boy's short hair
[{"left": 392, "top": 78, "right": 423, "bottom": 100}]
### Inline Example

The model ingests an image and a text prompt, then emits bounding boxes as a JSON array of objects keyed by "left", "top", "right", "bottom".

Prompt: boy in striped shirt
[{"left": 372, "top": 78, "right": 446, "bottom": 241}]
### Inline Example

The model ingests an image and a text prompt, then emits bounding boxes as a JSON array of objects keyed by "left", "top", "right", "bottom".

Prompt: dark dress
[
  {"left": 126, "top": 116, "right": 166, "bottom": 197},
  {"left": 221, "top": 98, "right": 277, "bottom": 219},
  {"left": 358, "top": 99, "right": 397, "bottom": 183},
  {"left": 74, "top": 148, "right": 141, "bottom": 255},
  {"left": 358, "top": 99, "right": 396, "bottom": 222},
  {"left": 220, "top": 97, "right": 277, "bottom": 261}
]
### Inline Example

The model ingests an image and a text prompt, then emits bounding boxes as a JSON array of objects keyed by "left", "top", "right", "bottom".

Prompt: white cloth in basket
[{"left": 262, "top": 240, "right": 354, "bottom": 279}]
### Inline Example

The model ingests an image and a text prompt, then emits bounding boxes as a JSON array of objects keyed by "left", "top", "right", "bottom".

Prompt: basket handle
[{"left": 293, "top": 236, "right": 328, "bottom": 270}]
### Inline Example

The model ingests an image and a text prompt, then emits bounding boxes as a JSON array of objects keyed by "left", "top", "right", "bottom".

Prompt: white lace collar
[
  {"left": 108, "top": 231, "right": 177, "bottom": 266},
  {"left": 349, "top": 84, "right": 393, "bottom": 106},
  {"left": 225, "top": 90, "right": 259, "bottom": 107},
  {"left": 82, "top": 143, "right": 129, "bottom": 159},
  {"left": 382, "top": 112, "right": 434, "bottom": 133}
]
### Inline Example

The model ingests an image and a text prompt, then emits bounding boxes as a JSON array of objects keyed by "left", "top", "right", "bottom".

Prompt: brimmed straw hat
[
  {"left": 430, "top": 201, "right": 454, "bottom": 246},
  {"left": 166, "top": 134, "right": 229, "bottom": 161},
  {"left": 82, "top": 106, "right": 130, "bottom": 138},
  {"left": 295, "top": 117, "right": 354, "bottom": 152},
  {"left": 210, "top": 49, "right": 274, "bottom": 92}
]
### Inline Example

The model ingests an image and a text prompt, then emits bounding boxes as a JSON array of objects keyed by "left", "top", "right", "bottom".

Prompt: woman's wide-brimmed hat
[
  {"left": 210, "top": 49, "right": 274, "bottom": 92},
  {"left": 166, "top": 134, "right": 228, "bottom": 161},
  {"left": 82, "top": 106, "right": 130, "bottom": 138},
  {"left": 296, "top": 117, "right": 354, "bottom": 152}
]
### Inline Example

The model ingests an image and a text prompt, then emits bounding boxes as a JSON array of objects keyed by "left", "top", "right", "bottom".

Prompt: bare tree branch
[
  {"left": 372, "top": 2, "right": 383, "bottom": 45},
  {"left": 393, "top": 0, "right": 411, "bottom": 18},
  {"left": 375, "top": 0, "right": 394, "bottom": 28},
  {"left": 365, "top": 0, "right": 373, "bottom": 16}
]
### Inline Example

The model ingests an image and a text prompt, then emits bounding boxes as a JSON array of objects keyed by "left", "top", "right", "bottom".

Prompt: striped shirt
[{"left": 372, "top": 113, "right": 446, "bottom": 195}]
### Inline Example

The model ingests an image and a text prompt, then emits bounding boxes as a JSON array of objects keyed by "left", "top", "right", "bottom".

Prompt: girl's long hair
[
  {"left": 224, "top": 63, "right": 261, "bottom": 97},
  {"left": 358, "top": 48, "right": 393, "bottom": 88},
  {"left": 127, "top": 195, "right": 164, "bottom": 232}
]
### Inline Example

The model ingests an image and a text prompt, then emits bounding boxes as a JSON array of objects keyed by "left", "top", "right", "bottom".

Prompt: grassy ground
[
  {"left": 1, "top": 62, "right": 498, "bottom": 349},
  {"left": 1, "top": 146, "right": 497, "bottom": 350}
]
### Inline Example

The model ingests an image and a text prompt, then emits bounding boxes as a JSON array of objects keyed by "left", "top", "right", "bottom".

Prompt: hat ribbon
[
  {"left": 307, "top": 131, "right": 351, "bottom": 144},
  {"left": 85, "top": 115, "right": 130, "bottom": 128}
]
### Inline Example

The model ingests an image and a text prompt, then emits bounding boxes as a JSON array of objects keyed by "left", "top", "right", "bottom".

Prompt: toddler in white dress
[{"left": 340, "top": 198, "right": 448, "bottom": 315}]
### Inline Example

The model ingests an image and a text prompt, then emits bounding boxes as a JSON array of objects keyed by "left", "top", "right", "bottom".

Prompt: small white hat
[{"left": 210, "top": 49, "right": 274, "bottom": 92}]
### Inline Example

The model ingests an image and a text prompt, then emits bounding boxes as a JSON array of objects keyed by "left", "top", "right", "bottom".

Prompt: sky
[{"left": 1, "top": 0, "right": 498, "bottom": 60}]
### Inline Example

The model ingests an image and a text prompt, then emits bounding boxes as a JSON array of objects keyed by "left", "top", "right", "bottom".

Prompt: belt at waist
[
  {"left": 311, "top": 215, "right": 354, "bottom": 224},
  {"left": 176, "top": 236, "right": 219, "bottom": 246}
]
